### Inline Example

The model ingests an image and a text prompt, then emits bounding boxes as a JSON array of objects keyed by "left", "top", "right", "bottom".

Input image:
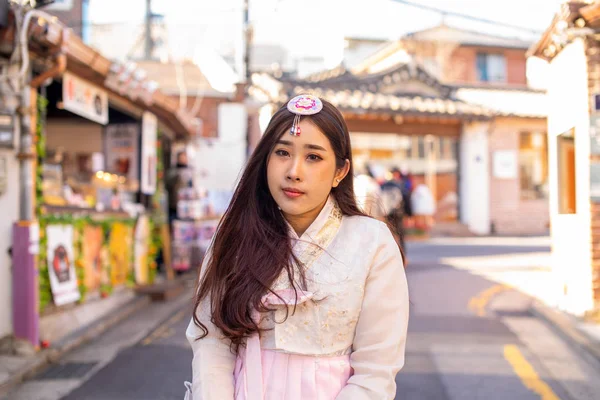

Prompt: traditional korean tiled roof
[
  {"left": 283, "top": 62, "right": 454, "bottom": 98},
  {"left": 286, "top": 86, "right": 493, "bottom": 119},
  {"left": 252, "top": 56, "right": 546, "bottom": 120},
  {"left": 299, "top": 65, "right": 351, "bottom": 84}
]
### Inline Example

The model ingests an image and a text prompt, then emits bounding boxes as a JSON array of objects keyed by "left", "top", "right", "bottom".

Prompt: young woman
[{"left": 185, "top": 95, "right": 409, "bottom": 400}]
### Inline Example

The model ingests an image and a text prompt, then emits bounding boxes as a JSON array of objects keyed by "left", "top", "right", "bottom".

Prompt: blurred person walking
[
  {"left": 185, "top": 95, "right": 408, "bottom": 400},
  {"left": 381, "top": 167, "right": 407, "bottom": 254},
  {"left": 166, "top": 151, "right": 192, "bottom": 228}
]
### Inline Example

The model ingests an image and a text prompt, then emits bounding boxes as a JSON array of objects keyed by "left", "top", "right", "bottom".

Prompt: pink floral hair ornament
[{"left": 287, "top": 94, "right": 323, "bottom": 136}]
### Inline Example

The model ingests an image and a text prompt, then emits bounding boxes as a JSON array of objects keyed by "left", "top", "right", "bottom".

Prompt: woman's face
[{"left": 267, "top": 119, "right": 349, "bottom": 230}]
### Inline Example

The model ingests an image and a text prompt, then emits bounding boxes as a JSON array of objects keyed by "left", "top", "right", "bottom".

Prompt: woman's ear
[{"left": 333, "top": 159, "right": 350, "bottom": 188}]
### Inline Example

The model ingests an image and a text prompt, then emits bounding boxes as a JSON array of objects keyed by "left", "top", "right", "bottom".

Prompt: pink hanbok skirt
[{"left": 233, "top": 349, "right": 353, "bottom": 400}]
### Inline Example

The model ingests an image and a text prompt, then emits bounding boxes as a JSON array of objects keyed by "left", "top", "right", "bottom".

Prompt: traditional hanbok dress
[{"left": 185, "top": 196, "right": 409, "bottom": 399}]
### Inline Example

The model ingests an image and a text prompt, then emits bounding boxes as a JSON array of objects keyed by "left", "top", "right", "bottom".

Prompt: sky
[{"left": 88, "top": 0, "right": 566, "bottom": 68}]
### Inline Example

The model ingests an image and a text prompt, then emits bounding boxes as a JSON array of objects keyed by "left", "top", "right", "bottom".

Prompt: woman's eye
[
  {"left": 307, "top": 154, "right": 322, "bottom": 161},
  {"left": 275, "top": 149, "right": 289, "bottom": 157}
]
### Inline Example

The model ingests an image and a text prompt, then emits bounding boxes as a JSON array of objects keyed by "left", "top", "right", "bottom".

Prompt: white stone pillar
[{"left": 460, "top": 122, "right": 491, "bottom": 235}]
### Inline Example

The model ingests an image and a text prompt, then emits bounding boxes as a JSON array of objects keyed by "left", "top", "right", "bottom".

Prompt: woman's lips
[{"left": 282, "top": 188, "right": 305, "bottom": 198}]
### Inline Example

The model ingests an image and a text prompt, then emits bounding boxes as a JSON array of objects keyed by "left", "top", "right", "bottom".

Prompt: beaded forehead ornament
[{"left": 287, "top": 94, "right": 323, "bottom": 136}]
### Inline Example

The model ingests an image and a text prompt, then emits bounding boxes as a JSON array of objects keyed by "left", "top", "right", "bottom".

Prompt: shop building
[{"left": 0, "top": 7, "right": 195, "bottom": 349}]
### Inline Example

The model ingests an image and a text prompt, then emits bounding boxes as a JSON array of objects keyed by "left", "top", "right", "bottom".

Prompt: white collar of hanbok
[
  {"left": 272, "top": 195, "right": 343, "bottom": 291},
  {"left": 286, "top": 195, "right": 340, "bottom": 243}
]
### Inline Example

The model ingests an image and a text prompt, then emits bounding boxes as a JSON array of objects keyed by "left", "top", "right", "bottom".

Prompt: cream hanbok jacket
[{"left": 186, "top": 196, "right": 410, "bottom": 399}]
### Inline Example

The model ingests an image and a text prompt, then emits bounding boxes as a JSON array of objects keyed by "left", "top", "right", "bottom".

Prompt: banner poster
[
  {"left": 46, "top": 225, "right": 81, "bottom": 306},
  {"left": 82, "top": 225, "right": 104, "bottom": 292},
  {"left": 141, "top": 112, "right": 157, "bottom": 194},
  {"left": 134, "top": 215, "right": 150, "bottom": 285},
  {"left": 172, "top": 243, "right": 192, "bottom": 272},
  {"left": 109, "top": 223, "right": 133, "bottom": 286}
]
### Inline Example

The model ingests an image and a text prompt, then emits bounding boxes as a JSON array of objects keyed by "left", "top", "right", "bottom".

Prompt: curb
[
  {"left": 0, "top": 294, "right": 151, "bottom": 398},
  {"left": 530, "top": 300, "right": 600, "bottom": 368}
]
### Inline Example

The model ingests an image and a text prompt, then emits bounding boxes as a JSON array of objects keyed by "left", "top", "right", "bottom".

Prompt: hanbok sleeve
[
  {"left": 336, "top": 222, "right": 409, "bottom": 400},
  {"left": 185, "top": 249, "right": 236, "bottom": 400}
]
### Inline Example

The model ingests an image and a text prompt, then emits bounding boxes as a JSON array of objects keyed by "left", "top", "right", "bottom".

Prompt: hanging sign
[{"left": 63, "top": 72, "right": 109, "bottom": 125}]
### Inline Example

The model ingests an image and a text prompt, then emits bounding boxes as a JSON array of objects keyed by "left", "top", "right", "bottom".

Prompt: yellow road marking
[
  {"left": 504, "top": 345, "right": 561, "bottom": 400},
  {"left": 468, "top": 284, "right": 511, "bottom": 317},
  {"left": 142, "top": 309, "right": 188, "bottom": 346}
]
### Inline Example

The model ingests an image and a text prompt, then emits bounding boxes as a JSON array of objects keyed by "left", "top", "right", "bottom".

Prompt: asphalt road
[{"left": 8, "top": 237, "right": 600, "bottom": 400}]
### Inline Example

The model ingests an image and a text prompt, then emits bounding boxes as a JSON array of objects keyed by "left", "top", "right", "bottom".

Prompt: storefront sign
[
  {"left": 63, "top": 72, "right": 108, "bottom": 125},
  {"left": 493, "top": 150, "right": 518, "bottom": 179},
  {"left": 46, "top": 225, "right": 81, "bottom": 306},
  {"left": 141, "top": 112, "right": 157, "bottom": 194},
  {"left": 104, "top": 124, "right": 139, "bottom": 184}
]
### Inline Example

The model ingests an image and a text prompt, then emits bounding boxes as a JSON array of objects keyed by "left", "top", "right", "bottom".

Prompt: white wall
[
  {"left": 0, "top": 149, "right": 19, "bottom": 339},
  {"left": 547, "top": 38, "right": 593, "bottom": 315},
  {"left": 193, "top": 103, "right": 247, "bottom": 191},
  {"left": 460, "top": 122, "right": 491, "bottom": 235}
]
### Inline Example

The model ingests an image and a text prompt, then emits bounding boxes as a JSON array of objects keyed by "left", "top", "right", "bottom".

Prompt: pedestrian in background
[
  {"left": 381, "top": 167, "right": 407, "bottom": 254},
  {"left": 185, "top": 95, "right": 409, "bottom": 400},
  {"left": 166, "top": 150, "right": 192, "bottom": 228}
]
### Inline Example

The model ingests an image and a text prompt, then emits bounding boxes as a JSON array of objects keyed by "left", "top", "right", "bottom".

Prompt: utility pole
[
  {"left": 243, "top": 0, "right": 254, "bottom": 156},
  {"left": 144, "top": 0, "right": 153, "bottom": 60},
  {"left": 243, "top": 0, "right": 252, "bottom": 90}
]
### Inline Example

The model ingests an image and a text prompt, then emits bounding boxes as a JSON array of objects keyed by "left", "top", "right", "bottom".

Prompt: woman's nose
[{"left": 287, "top": 159, "right": 302, "bottom": 182}]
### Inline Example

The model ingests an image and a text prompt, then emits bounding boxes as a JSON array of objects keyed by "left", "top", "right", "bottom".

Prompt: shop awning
[{"left": 7, "top": 14, "right": 196, "bottom": 139}]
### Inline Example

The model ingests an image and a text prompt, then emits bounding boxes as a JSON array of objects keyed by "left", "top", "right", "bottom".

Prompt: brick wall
[
  {"left": 446, "top": 46, "right": 528, "bottom": 86},
  {"left": 591, "top": 202, "right": 600, "bottom": 308},
  {"left": 586, "top": 37, "right": 600, "bottom": 309},
  {"left": 488, "top": 117, "right": 550, "bottom": 235},
  {"left": 446, "top": 47, "right": 474, "bottom": 84},
  {"left": 45, "top": 0, "right": 84, "bottom": 38},
  {"left": 506, "top": 49, "right": 527, "bottom": 86},
  {"left": 174, "top": 96, "right": 230, "bottom": 138}
]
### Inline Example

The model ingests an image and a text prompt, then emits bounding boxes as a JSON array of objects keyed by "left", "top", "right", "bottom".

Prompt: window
[
  {"left": 557, "top": 129, "right": 576, "bottom": 214},
  {"left": 519, "top": 132, "right": 548, "bottom": 200},
  {"left": 476, "top": 53, "right": 507, "bottom": 83}
]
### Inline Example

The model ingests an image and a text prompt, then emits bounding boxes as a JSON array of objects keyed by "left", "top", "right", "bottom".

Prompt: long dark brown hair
[{"left": 192, "top": 99, "right": 371, "bottom": 349}]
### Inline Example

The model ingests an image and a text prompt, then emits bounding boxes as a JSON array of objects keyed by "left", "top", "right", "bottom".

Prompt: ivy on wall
[
  {"left": 148, "top": 134, "right": 165, "bottom": 282},
  {"left": 36, "top": 95, "right": 51, "bottom": 312}
]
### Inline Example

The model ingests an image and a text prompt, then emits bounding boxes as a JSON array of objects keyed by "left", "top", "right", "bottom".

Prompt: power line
[{"left": 391, "top": 0, "right": 544, "bottom": 35}]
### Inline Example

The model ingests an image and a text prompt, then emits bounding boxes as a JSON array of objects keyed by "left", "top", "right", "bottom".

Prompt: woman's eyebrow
[
  {"left": 305, "top": 144, "right": 327, "bottom": 151},
  {"left": 276, "top": 140, "right": 327, "bottom": 152}
]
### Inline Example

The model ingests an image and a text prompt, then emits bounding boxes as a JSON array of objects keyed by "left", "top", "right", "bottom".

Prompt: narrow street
[{"left": 6, "top": 237, "right": 600, "bottom": 400}]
